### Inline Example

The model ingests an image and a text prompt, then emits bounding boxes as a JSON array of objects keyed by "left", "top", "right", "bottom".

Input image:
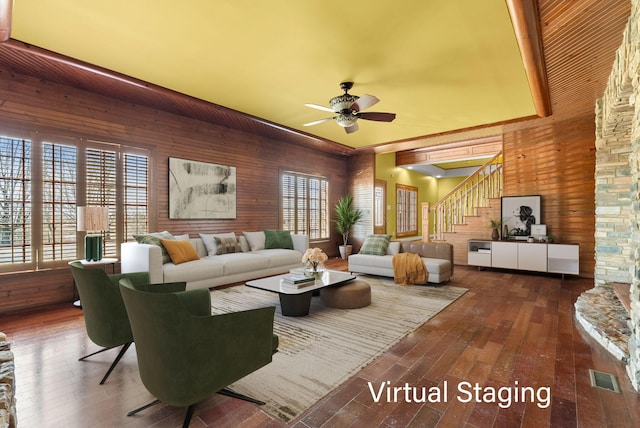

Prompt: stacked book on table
[{"left": 280, "top": 274, "right": 316, "bottom": 288}]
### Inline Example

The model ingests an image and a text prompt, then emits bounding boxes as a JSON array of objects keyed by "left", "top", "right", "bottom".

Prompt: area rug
[{"left": 209, "top": 275, "right": 467, "bottom": 422}]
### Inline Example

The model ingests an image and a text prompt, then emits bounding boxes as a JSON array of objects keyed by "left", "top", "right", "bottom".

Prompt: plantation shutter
[
  {"left": 86, "top": 148, "right": 117, "bottom": 256},
  {"left": 123, "top": 153, "right": 149, "bottom": 239},
  {"left": 0, "top": 137, "right": 33, "bottom": 269},
  {"left": 281, "top": 171, "right": 329, "bottom": 241},
  {"left": 42, "top": 142, "right": 77, "bottom": 264}
]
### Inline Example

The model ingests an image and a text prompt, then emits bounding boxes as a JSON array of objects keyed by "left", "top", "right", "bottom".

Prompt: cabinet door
[
  {"left": 517, "top": 243, "right": 547, "bottom": 272},
  {"left": 548, "top": 244, "right": 579, "bottom": 275},
  {"left": 491, "top": 241, "right": 518, "bottom": 269}
]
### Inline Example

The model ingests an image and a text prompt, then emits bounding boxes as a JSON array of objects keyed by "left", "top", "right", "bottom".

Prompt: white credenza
[{"left": 467, "top": 239, "right": 579, "bottom": 277}]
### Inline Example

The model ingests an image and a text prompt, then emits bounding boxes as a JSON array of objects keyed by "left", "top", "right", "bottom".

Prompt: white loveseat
[
  {"left": 348, "top": 241, "right": 454, "bottom": 284},
  {"left": 121, "top": 231, "right": 309, "bottom": 290}
]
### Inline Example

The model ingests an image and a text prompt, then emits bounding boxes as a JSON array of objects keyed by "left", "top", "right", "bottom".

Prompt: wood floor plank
[{"left": 2, "top": 263, "right": 639, "bottom": 427}]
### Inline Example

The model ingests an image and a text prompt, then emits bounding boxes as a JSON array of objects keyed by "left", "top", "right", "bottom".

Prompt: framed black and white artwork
[
  {"left": 501, "top": 195, "right": 541, "bottom": 240},
  {"left": 168, "top": 157, "right": 236, "bottom": 219}
]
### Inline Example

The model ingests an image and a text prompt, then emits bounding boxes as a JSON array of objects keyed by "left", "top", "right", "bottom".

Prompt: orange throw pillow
[{"left": 160, "top": 239, "right": 200, "bottom": 265}]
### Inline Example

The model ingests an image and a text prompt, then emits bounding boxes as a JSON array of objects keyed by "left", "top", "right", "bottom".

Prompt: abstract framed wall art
[
  {"left": 168, "top": 157, "right": 236, "bottom": 219},
  {"left": 501, "top": 195, "right": 541, "bottom": 239}
]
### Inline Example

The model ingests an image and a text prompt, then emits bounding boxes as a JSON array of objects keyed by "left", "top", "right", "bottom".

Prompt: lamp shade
[{"left": 77, "top": 207, "right": 109, "bottom": 232}]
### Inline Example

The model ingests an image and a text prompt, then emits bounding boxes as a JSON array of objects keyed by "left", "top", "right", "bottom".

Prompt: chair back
[
  {"left": 69, "top": 261, "right": 133, "bottom": 347},
  {"left": 119, "top": 278, "right": 276, "bottom": 407}
]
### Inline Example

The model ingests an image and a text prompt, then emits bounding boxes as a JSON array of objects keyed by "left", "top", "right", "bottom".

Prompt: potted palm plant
[{"left": 334, "top": 194, "right": 363, "bottom": 259}]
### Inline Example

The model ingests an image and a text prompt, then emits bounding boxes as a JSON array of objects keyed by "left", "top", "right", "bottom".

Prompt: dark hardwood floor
[{"left": 2, "top": 262, "right": 639, "bottom": 427}]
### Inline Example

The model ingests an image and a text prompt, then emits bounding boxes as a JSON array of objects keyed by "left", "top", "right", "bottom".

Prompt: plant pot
[{"left": 339, "top": 245, "right": 352, "bottom": 259}]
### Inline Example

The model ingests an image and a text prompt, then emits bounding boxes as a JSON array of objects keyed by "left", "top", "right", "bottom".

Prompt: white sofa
[
  {"left": 121, "top": 232, "right": 309, "bottom": 290},
  {"left": 348, "top": 241, "right": 454, "bottom": 284}
]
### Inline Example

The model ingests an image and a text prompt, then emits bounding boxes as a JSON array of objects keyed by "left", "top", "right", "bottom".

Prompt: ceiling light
[{"left": 336, "top": 113, "right": 357, "bottom": 128}]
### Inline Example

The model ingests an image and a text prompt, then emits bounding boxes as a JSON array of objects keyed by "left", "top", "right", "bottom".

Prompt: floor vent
[{"left": 589, "top": 369, "right": 621, "bottom": 393}]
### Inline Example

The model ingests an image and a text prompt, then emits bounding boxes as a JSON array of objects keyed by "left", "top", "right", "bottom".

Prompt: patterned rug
[{"left": 209, "top": 275, "right": 467, "bottom": 423}]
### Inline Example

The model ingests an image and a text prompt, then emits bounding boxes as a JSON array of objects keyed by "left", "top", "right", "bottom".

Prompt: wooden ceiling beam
[{"left": 506, "top": 0, "right": 552, "bottom": 117}]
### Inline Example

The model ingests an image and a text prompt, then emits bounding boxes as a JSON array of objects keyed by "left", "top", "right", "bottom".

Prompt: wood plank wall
[
  {"left": 502, "top": 114, "right": 596, "bottom": 277},
  {"left": 0, "top": 68, "right": 348, "bottom": 313}
]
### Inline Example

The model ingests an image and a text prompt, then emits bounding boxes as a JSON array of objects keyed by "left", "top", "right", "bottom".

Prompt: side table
[{"left": 69, "top": 257, "right": 119, "bottom": 308}]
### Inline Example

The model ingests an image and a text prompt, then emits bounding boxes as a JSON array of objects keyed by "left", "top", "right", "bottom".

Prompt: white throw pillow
[
  {"left": 386, "top": 241, "right": 401, "bottom": 255},
  {"left": 199, "top": 232, "right": 236, "bottom": 256},
  {"left": 243, "top": 231, "right": 265, "bottom": 251},
  {"left": 173, "top": 233, "right": 189, "bottom": 240},
  {"left": 237, "top": 235, "right": 251, "bottom": 252}
]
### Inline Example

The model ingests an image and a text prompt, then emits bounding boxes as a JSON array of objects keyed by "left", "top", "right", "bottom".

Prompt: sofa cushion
[
  {"left": 199, "top": 232, "right": 236, "bottom": 256},
  {"left": 264, "top": 230, "right": 294, "bottom": 249},
  {"left": 386, "top": 241, "right": 401, "bottom": 255},
  {"left": 238, "top": 235, "right": 251, "bottom": 252},
  {"left": 243, "top": 231, "right": 265, "bottom": 251},
  {"left": 253, "top": 248, "right": 302, "bottom": 267},
  {"left": 161, "top": 239, "right": 200, "bottom": 264},
  {"left": 359, "top": 234, "right": 392, "bottom": 256},
  {"left": 133, "top": 231, "right": 175, "bottom": 264},
  {"left": 349, "top": 253, "right": 451, "bottom": 276},
  {"left": 217, "top": 252, "right": 270, "bottom": 275},
  {"left": 215, "top": 236, "right": 241, "bottom": 254},
  {"left": 163, "top": 256, "right": 224, "bottom": 283}
]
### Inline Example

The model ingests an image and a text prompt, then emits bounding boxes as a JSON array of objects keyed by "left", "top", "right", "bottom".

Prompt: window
[
  {"left": 42, "top": 142, "right": 78, "bottom": 263},
  {"left": 0, "top": 137, "right": 32, "bottom": 267},
  {"left": 396, "top": 184, "right": 417, "bottom": 238},
  {"left": 86, "top": 148, "right": 117, "bottom": 255},
  {"left": 281, "top": 171, "right": 329, "bottom": 240},
  {"left": 0, "top": 134, "right": 149, "bottom": 273},
  {"left": 123, "top": 154, "right": 149, "bottom": 238}
]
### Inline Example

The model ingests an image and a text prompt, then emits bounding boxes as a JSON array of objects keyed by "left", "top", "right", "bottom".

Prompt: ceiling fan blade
[
  {"left": 352, "top": 94, "right": 379, "bottom": 112},
  {"left": 303, "top": 117, "right": 335, "bottom": 127},
  {"left": 304, "top": 103, "right": 336, "bottom": 113},
  {"left": 344, "top": 122, "right": 359, "bottom": 134},
  {"left": 358, "top": 112, "right": 396, "bottom": 122}
]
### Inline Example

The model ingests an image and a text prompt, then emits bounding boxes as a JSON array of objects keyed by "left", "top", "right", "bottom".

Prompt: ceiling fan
[{"left": 303, "top": 82, "right": 396, "bottom": 134}]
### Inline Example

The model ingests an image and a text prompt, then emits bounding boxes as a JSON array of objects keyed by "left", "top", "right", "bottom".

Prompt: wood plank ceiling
[{"left": 0, "top": 0, "right": 632, "bottom": 156}]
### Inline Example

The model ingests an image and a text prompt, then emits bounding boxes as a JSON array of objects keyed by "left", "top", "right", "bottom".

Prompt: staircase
[{"left": 426, "top": 152, "right": 503, "bottom": 266}]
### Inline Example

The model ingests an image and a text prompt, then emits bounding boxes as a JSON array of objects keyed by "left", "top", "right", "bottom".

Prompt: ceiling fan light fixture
[
  {"left": 336, "top": 113, "right": 357, "bottom": 127},
  {"left": 329, "top": 93, "right": 359, "bottom": 112}
]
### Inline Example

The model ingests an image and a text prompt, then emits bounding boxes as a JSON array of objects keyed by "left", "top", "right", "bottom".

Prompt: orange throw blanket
[{"left": 392, "top": 253, "right": 428, "bottom": 285}]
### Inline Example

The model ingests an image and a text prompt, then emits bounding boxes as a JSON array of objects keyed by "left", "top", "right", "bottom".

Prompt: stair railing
[{"left": 429, "top": 151, "right": 503, "bottom": 241}]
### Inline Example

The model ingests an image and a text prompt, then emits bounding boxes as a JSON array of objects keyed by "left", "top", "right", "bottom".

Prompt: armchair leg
[
  {"left": 218, "top": 387, "right": 266, "bottom": 405},
  {"left": 183, "top": 405, "right": 194, "bottom": 428},
  {"left": 127, "top": 399, "right": 161, "bottom": 416},
  {"left": 79, "top": 342, "right": 133, "bottom": 385},
  {"left": 127, "top": 400, "right": 193, "bottom": 428},
  {"left": 79, "top": 345, "right": 119, "bottom": 361}
]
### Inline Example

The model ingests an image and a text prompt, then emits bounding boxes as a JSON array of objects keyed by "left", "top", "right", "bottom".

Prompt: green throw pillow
[
  {"left": 133, "top": 231, "right": 175, "bottom": 264},
  {"left": 359, "top": 234, "right": 392, "bottom": 256},
  {"left": 264, "top": 230, "right": 294, "bottom": 250}
]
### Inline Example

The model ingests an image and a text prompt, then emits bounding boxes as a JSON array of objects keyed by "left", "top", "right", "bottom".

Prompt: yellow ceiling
[{"left": 10, "top": 0, "right": 536, "bottom": 149}]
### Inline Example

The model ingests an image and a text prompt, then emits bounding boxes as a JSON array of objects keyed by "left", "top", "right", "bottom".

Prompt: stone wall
[
  {"left": 0, "top": 333, "right": 16, "bottom": 428},
  {"left": 596, "top": 0, "right": 640, "bottom": 390}
]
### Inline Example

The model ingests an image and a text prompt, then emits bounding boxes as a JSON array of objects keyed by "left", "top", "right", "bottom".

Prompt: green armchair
[
  {"left": 69, "top": 261, "right": 149, "bottom": 384},
  {"left": 118, "top": 278, "right": 278, "bottom": 427}
]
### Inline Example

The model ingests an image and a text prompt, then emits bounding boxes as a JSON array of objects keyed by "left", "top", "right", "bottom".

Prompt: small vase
[
  {"left": 491, "top": 228, "right": 499, "bottom": 241},
  {"left": 304, "top": 262, "right": 325, "bottom": 279}
]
